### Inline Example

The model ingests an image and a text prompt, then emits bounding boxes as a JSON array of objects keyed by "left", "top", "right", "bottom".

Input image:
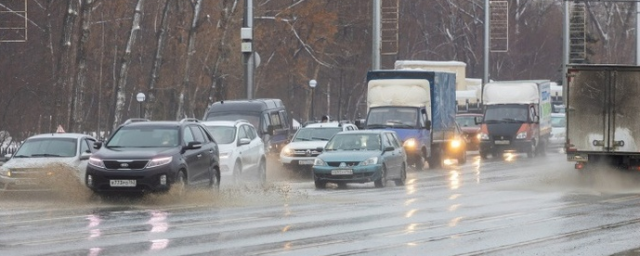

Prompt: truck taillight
[
  {"left": 575, "top": 162, "right": 584, "bottom": 169},
  {"left": 565, "top": 139, "right": 577, "bottom": 152}
]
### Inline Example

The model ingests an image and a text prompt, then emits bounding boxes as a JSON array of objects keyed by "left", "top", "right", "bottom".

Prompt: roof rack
[
  {"left": 179, "top": 118, "right": 200, "bottom": 123},
  {"left": 122, "top": 118, "right": 150, "bottom": 125}
]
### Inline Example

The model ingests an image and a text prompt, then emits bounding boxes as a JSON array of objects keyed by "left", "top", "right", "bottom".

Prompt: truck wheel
[
  {"left": 415, "top": 153, "right": 425, "bottom": 171},
  {"left": 527, "top": 143, "right": 536, "bottom": 158},
  {"left": 458, "top": 151, "right": 467, "bottom": 164},
  {"left": 480, "top": 150, "right": 488, "bottom": 159}
]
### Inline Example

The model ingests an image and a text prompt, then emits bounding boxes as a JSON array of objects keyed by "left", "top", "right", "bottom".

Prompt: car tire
[
  {"left": 258, "top": 159, "right": 267, "bottom": 184},
  {"left": 174, "top": 170, "right": 187, "bottom": 196},
  {"left": 314, "top": 179, "right": 326, "bottom": 189},
  {"left": 209, "top": 166, "right": 220, "bottom": 190},
  {"left": 527, "top": 142, "right": 536, "bottom": 158},
  {"left": 458, "top": 150, "right": 467, "bottom": 164},
  {"left": 233, "top": 162, "right": 242, "bottom": 184},
  {"left": 480, "top": 150, "right": 488, "bottom": 160},
  {"left": 374, "top": 166, "right": 387, "bottom": 188},
  {"left": 414, "top": 151, "right": 425, "bottom": 171},
  {"left": 394, "top": 164, "right": 406, "bottom": 186},
  {"left": 337, "top": 182, "right": 347, "bottom": 189}
]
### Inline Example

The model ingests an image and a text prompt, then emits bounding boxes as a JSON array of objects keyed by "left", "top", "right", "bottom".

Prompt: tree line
[{"left": 0, "top": 0, "right": 634, "bottom": 142}]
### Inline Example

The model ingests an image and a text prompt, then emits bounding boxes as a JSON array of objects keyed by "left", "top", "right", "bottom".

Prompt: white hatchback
[
  {"left": 280, "top": 121, "right": 358, "bottom": 172},
  {"left": 550, "top": 113, "right": 566, "bottom": 148},
  {"left": 202, "top": 120, "right": 266, "bottom": 184}
]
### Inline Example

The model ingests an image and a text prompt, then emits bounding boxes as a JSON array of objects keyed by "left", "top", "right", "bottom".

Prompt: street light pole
[
  {"left": 309, "top": 79, "right": 317, "bottom": 122},
  {"left": 136, "top": 92, "right": 146, "bottom": 118}
]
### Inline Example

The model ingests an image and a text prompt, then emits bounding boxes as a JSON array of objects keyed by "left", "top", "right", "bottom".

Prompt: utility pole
[
  {"left": 563, "top": 0, "right": 569, "bottom": 96},
  {"left": 242, "top": 0, "right": 254, "bottom": 99},
  {"left": 483, "top": 0, "right": 490, "bottom": 101},
  {"left": 372, "top": 0, "right": 381, "bottom": 70}
]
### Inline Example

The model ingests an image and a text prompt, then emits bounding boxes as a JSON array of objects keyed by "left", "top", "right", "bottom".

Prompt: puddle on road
[{"left": 0, "top": 161, "right": 316, "bottom": 210}]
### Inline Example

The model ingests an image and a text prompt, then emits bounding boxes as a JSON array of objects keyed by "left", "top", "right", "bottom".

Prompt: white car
[
  {"left": 0, "top": 133, "right": 97, "bottom": 191},
  {"left": 280, "top": 121, "right": 358, "bottom": 172},
  {"left": 550, "top": 113, "right": 566, "bottom": 148},
  {"left": 202, "top": 120, "right": 266, "bottom": 184}
]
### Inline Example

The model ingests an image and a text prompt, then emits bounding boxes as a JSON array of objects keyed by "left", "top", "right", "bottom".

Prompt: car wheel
[
  {"left": 209, "top": 167, "right": 220, "bottom": 190},
  {"left": 314, "top": 179, "right": 326, "bottom": 189},
  {"left": 374, "top": 166, "right": 387, "bottom": 188},
  {"left": 258, "top": 159, "right": 267, "bottom": 184},
  {"left": 458, "top": 150, "right": 467, "bottom": 164},
  {"left": 527, "top": 142, "right": 536, "bottom": 158},
  {"left": 395, "top": 164, "right": 406, "bottom": 186},
  {"left": 480, "top": 150, "right": 488, "bottom": 159},
  {"left": 233, "top": 161, "right": 242, "bottom": 184},
  {"left": 414, "top": 152, "right": 425, "bottom": 171},
  {"left": 174, "top": 170, "right": 187, "bottom": 196}
]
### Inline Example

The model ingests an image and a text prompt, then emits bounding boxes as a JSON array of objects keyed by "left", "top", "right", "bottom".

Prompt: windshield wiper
[
  {"left": 12, "top": 155, "right": 30, "bottom": 158},
  {"left": 31, "top": 153, "right": 62, "bottom": 157},
  {"left": 311, "top": 137, "right": 329, "bottom": 141}
]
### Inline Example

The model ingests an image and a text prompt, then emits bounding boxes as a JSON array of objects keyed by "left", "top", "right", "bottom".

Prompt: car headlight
[
  {"left": 219, "top": 152, "right": 230, "bottom": 159},
  {"left": 450, "top": 139, "right": 462, "bottom": 148},
  {"left": 281, "top": 146, "right": 293, "bottom": 156},
  {"left": 313, "top": 158, "right": 326, "bottom": 166},
  {"left": 360, "top": 156, "right": 379, "bottom": 166},
  {"left": 88, "top": 157, "right": 106, "bottom": 169},
  {"left": 403, "top": 139, "right": 417, "bottom": 148},
  {"left": 0, "top": 167, "right": 11, "bottom": 177},
  {"left": 146, "top": 156, "right": 173, "bottom": 169},
  {"left": 480, "top": 133, "right": 489, "bottom": 140},
  {"left": 516, "top": 132, "right": 527, "bottom": 139},
  {"left": 476, "top": 133, "right": 482, "bottom": 140}
]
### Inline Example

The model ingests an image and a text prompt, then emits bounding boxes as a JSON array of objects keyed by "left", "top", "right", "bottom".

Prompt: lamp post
[
  {"left": 136, "top": 92, "right": 146, "bottom": 118},
  {"left": 309, "top": 79, "right": 317, "bottom": 121}
]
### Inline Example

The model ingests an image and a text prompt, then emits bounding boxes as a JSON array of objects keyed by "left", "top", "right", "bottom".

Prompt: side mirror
[
  {"left": 474, "top": 116, "right": 483, "bottom": 125},
  {"left": 424, "top": 120, "right": 432, "bottom": 130},
  {"left": 93, "top": 141, "right": 103, "bottom": 149},
  {"left": 79, "top": 152, "right": 91, "bottom": 160},
  {"left": 4, "top": 153, "right": 11, "bottom": 159},
  {"left": 184, "top": 141, "right": 202, "bottom": 150},
  {"left": 316, "top": 147, "right": 324, "bottom": 153},
  {"left": 238, "top": 138, "right": 251, "bottom": 146},
  {"left": 533, "top": 116, "right": 539, "bottom": 123},
  {"left": 384, "top": 146, "right": 395, "bottom": 152}
]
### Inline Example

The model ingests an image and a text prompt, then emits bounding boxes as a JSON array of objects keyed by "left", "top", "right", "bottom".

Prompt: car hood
[
  {"left": 461, "top": 126, "right": 480, "bottom": 133},
  {"left": 3, "top": 157, "right": 77, "bottom": 169},
  {"left": 318, "top": 151, "right": 382, "bottom": 162},
  {"left": 94, "top": 147, "right": 178, "bottom": 159},
  {"left": 218, "top": 143, "right": 236, "bottom": 153},
  {"left": 286, "top": 140, "right": 329, "bottom": 150},
  {"left": 388, "top": 129, "right": 421, "bottom": 143}
]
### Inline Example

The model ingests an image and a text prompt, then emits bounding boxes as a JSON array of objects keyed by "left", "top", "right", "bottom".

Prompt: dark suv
[{"left": 85, "top": 118, "right": 220, "bottom": 194}]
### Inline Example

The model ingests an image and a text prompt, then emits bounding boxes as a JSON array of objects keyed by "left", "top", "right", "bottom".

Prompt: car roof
[
  {"left": 335, "top": 130, "right": 390, "bottom": 135},
  {"left": 304, "top": 122, "right": 345, "bottom": 128},
  {"left": 28, "top": 133, "right": 92, "bottom": 140},
  {"left": 456, "top": 113, "right": 483, "bottom": 117},
  {"left": 201, "top": 120, "right": 252, "bottom": 127}
]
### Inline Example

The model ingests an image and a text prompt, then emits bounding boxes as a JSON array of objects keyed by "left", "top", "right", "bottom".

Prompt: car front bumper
[
  {"left": 85, "top": 165, "right": 178, "bottom": 193},
  {"left": 480, "top": 139, "right": 533, "bottom": 154},
  {"left": 312, "top": 164, "right": 383, "bottom": 184}
]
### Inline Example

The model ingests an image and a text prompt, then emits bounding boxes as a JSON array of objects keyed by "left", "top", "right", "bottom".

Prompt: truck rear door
[{"left": 567, "top": 65, "right": 640, "bottom": 153}]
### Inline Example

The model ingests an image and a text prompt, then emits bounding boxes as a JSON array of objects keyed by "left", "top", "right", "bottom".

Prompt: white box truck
[{"left": 478, "top": 80, "right": 552, "bottom": 159}]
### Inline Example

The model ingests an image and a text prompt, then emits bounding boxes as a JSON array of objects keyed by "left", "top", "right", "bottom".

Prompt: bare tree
[
  {"left": 112, "top": 0, "right": 145, "bottom": 129},
  {"left": 146, "top": 0, "right": 173, "bottom": 120},
  {"left": 54, "top": 0, "right": 80, "bottom": 132},
  {"left": 175, "top": 0, "right": 202, "bottom": 119},
  {"left": 70, "top": 0, "right": 95, "bottom": 132}
]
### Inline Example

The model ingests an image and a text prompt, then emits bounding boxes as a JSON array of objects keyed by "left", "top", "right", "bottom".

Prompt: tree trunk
[
  {"left": 146, "top": 0, "right": 172, "bottom": 120},
  {"left": 71, "top": 0, "right": 94, "bottom": 132},
  {"left": 54, "top": 0, "right": 79, "bottom": 132},
  {"left": 208, "top": 0, "right": 239, "bottom": 105},
  {"left": 112, "top": 0, "right": 145, "bottom": 130},
  {"left": 176, "top": 0, "right": 202, "bottom": 119}
]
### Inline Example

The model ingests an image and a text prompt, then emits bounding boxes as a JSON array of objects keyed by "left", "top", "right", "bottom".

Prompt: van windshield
[{"left": 205, "top": 112, "right": 261, "bottom": 131}]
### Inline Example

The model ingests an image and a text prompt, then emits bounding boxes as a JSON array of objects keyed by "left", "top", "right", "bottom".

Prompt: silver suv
[
  {"left": 280, "top": 121, "right": 358, "bottom": 172},
  {"left": 202, "top": 120, "right": 267, "bottom": 184}
]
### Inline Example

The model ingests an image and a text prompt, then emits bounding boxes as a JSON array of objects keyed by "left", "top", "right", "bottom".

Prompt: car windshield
[
  {"left": 551, "top": 115, "right": 566, "bottom": 128},
  {"left": 292, "top": 127, "right": 342, "bottom": 142},
  {"left": 366, "top": 107, "right": 418, "bottom": 129},
  {"left": 325, "top": 133, "right": 381, "bottom": 151},
  {"left": 456, "top": 116, "right": 479, "bottom": 127},
  {"left": 14, "top": 137, "right": 77, "bottom": 158},
  {"left": 107, "top": 127, "right": 179, "bottom": 148},
  {"left": 484, "top": 105, "right": 528, "bottom": 123},
  {"left": 205, "top": 112, "right": 261, "bottom": 131},
  {"left": 206, "top": 126, "right": 236, "bottom": 144}
]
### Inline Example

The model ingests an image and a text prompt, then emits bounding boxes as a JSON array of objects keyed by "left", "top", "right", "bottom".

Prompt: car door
[
  {"left": 244, "top": 124, "right": 263, "bottom": 173},
  {"left": 182, "top": 126, "right": 204, "bottom": 183},
  {"left": 236, "top": 125, "right": 252, "bottom": 172},
  {"left": 384, "top": 132, "right": 404, "bottom": 178}
]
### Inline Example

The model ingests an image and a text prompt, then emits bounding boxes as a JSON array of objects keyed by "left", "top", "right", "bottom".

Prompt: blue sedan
[{"left": 312, "top": 130, "right": 407, "bottom": 189}]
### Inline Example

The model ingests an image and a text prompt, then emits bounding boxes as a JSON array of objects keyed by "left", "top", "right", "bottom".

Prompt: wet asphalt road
[{"left": 3, "top": 150, "right": 640, "bottom": 256}]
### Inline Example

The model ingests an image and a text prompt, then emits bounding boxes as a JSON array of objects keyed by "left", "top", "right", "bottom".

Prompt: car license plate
[
  {"left": 110, "top": 180, "right": 136, "bottom": 187},
  {"left": 299, "top": 160, "right": 314, "bottom": 165},
  {"left": 331, "top": 169, "right": 353, "bottom": 175},
  {"left": 495, "top": 140, "right": 510, "bottom": 145}
]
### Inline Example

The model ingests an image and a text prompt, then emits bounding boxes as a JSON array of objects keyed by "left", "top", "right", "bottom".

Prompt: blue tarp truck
[{"left": 362, "top": 70, "right": 459, "bottom": 169}]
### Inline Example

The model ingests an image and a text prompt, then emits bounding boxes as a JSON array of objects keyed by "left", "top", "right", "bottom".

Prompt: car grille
[
  {"left": 103, "top": 160, "right": 149, "bottom": 170},
  {"left": 327, "top": 161, "right": 359, "bottom": 167},
  {"left": 8, "top": 168, "right": 45, "bottom": 178},
  {"left": 292, "top": 149, "right": 322, "bottom": 157},
  {"left": 492, "top": 135, "right": 511, "bottom": 141}
]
